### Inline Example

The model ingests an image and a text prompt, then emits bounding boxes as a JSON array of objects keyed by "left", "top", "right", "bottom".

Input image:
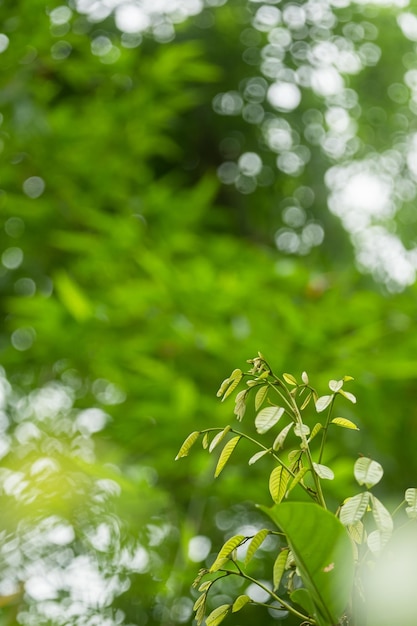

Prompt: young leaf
[
  {"left": 370, "top": 494, "right": 393, "bottom": 534},
  {"left": 307, "top": 422, "right": 323, "bottom": 443},
  {"left": 244, "top": 529, "right": 269, "bottom": 567},
  {"left": 287, "top": 466, "right": 309, "bottom": 494},
  {"left": 405, "top": 488, "right": 417, "bottom": 519},
  {"left": 294, "top": 423, "right": 310, "bottom": 438},
  {"left": 193, "top": 594, "right": 206, "bottom": 611},
  {"left": 272, "top": 422, "right": 293, "bottom": 450},
  {"left": 248, "top": 449, "right": 270, "bottom": 465},
  {"left": 210, "top": 535, "right": 246, "bottom": 572},
  {"left": 313, "top": 463, "right": 334, "bottom": 480},
  {"left": 234, "top": 389, "right": 247, "bottom": 421},
  {"left": 338, "top": 389, "right": 356, "bottom": 404},
  {"left": 273, "top": 548, "right": 289, "bottom": 590},
  {"left": 283, "top": 373, "right": 297, "bottom": 386},
  {"left": 255, "top": 406, "right": 284, "bottom": 434},
  {"left": 175, "top": 431, "right": 200, "bottom": 460},
  {"left": 202, "top": 433, "right": 209, "bottom": 449},
  {"left": 255, "top": 385, "right": 269, "bottom": 411},
  {"left": 301, "top": 371, "right": 309, "bottom": 384},
  {"left": 232, "top": 595, "right": 251, "bottom": 613},
  {"left": 315, "top": 395, "right": 333, "bottom": 412},
  {"left": 300, "top": 391, "right": 312, "bottom": 410},
  {"left": 198, "top": 581, "right": 212, "bottom": 593},
  {"left": 222, "top": 374, "right": 242, "bottom": 402},
  {"left": 195, "top": 600, "right": 206, "bottom": 626},
  {"left": 269, "top": 466, "right": 291, "bottom": 503},
  {"left": 339, "top": 492, "right": 370, "bottom": 526},
  {"left": 209, "top": 425, "right": 231, "bottom": 453},
  {"left": 367, "top": 529, "right": 391, "bottom": 553},
  {"left": 205, "top": 604, "right": 230, "bottom": 626},
  {"left": 354, "top": 457, "right": 383, "bottom": 488},
  {"left": 331, "top": 417, "right": 359, "bottom": 430},
  {"left": 329, "top": 379, "right": 343, "bottom": 392},
  {"left": 346, "top": 521, "right": 365, "bottom": 545},
  {"left": 214, "top": 436, "right": 241, "bottom": 478}
]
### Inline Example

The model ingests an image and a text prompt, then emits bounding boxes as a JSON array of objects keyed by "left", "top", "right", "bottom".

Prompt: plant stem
[{"left": 318, "top": 397, "right": 335, "bottom": 465}]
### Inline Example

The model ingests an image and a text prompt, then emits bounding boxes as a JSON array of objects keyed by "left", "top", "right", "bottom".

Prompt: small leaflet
[
  {"left": 269, "top": 466, "right": 291, "bottom": 503},
  {"left": 283, "top": 373, "right": 297, "bottom": 386},
  {"left": 273, "top": 548, "right": 289, "bottom": 590},
  {"left": 354, "top": 457, "right": 383, "bottom": 488},
  {"left": 315, "top": 394, "right": 333, "bottom": 412},
  {"left": 255, "top": 406, "right": 284, "bottom": 434},
  {"left": 175, "top": 431, "right": 200, "bottom": 460},
  {"left": 313, "top": 462, "right": 334, "bottom": 480},
  {"left": 205, "top": 604, "right": 230, "bottom": 626},
  {"left": 331, "top": 417, "right": 359, "bottom": 430},
  {"left": 339, "top": 389, "right": 357, "bottom": 404},
  {"left": 272, "top": 422, "right": 293, "bottom": 450},
  {"left": 214, "top": 436, "right": 241, "bottom": 478},
  {"left": 301, "top": 371, "right": 309, "bottom": 384},
  {"left": 248, "top": 449, "right": 270, "bottom": 465},
  {"left": 210, "top": 535, "right": 246, "bottom": 572},
  {"left": 329, "top": 379, "right": 343, "bottom": 392},
  {"left": 339, "top": 492, "right": 370, "bottom": 526},
  {"left": 232, "top": 595, "right": 251, "bottom": 613},
  {"left": 255, "top": 385, "right": 269, "bottom": 411},
  {"left": 244, "top": 529, "right": 269, "bottom": 567},
  {"left": 209, "top": 425, "right": 231, "bottom": 453}
]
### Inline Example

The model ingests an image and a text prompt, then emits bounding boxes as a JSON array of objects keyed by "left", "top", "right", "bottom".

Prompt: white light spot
[
  {"left": 115, "top": 5, "right": 151, "bottom": 33},
  {"left": 2, "top": 247, "right": 23, "bottom": 269},
  {"left": 188, "top": 535, "right": 212, "bottom": 562},
  {"left": 267, "top": 81, "right": 301, "bottom": 111},
  {"left": 11, "top": 327, "right": 35, "bottom": 351},
  {"left": 0, "top": 34, "right": 9, "bottom": 54},
  {"left": 238, "top": 152, "right": 263, "bottom": 176},
  {"left": 23, "top": 176, "right": 45, "bottom": 199},
  {"left": 311, "top": 67, "right": 344, "bottom": 96},
  {"left": 76, "top": 408, "right": 108, "bottom": 434}
]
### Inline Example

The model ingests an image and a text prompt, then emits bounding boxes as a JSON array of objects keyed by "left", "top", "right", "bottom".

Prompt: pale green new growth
[{"left": 175, "top": 354, "right": 417, "bottom": 626}]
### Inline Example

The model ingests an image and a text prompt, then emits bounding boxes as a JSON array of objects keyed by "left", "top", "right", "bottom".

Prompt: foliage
[
  {"left": 177, "top": 353, "right": 417, "bottom": 625},
  {"left": 1, "top": 0, "right": 417, "bottom": 625}
]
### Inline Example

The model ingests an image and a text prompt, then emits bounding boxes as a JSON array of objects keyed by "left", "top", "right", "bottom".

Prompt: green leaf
[
  {"left": 290, "top": 588, "right": 315, "bottom": 615},
  {"left": 329, "top": 379, "right": 343, "bottom": 392},
  {"left": 244, "top": 529, "right": 269, "bottom": 567},
  {"left": 269, "top": 466, "right": 291, "bottom": 503},
  {"left": 198, "top": 581, "right": 212, "bottom": 593},
  {"left": 370, "top": 494, "right": 393, "bottom": 534},
  {"left": 255, "top": 406, "right": 284, "bottom": 434},
  {"left": 313, "top": 463, "right": 334, "bottom": 480},
  {"left": 315, "top": 395, "right": 333, "bottom": 412},
  {"left": 193, "top": 594, "right": 206, "bottom": 611},
  {"left": 214, "top": 436, "right": 241, "bottom": 478},
  {"left": 273, "top": 548, "right": 289, "bottom": 590},
  {"left": 288, "top": 466, "right": 310, "bottom": 494},
  {"left": 260, "top": 502, "right": 355, "bottom": 626},
  {"left": 175, "top": 431, "right": 200, "bottom": 460},
  {"left": 300, "top": 391, "right": 312, "bottom": 410},
  {"left": 354, "top": 457, "right": 383, "bottom": 488},
  {"left": 254, "top": 385, "right": 269, "bottom": 411},
  {"left": 202, "top": 433, "right": 209, "bottom": 449},
  {"left": 209, "top": 535, "right": 246, "bottom": 572},
  {"left": 283, "top": 373, "right": 297, "bottom": 385},
  {"left": 54, "top": 270, "right": 93, "bottom": 321},
  {"left": 331, "top": 417, "right": 359, "bottom": 430},
  {"left": 307, "top": 423, "right": 323, "bottom": 443},
  {"left": 405, "top": 488, "right": 417, "bottom": 519},
  {"left": 205, "top": 604, "right": 230, "bottom": 626},
  {"left": 209, "top": 426, "right": 231, "bottom": 453},
  {"left": 338, "top": 389, "right": 356, "bottom": 404},
  {"left": 294, "top": 423, "right": 310, "bottom": 438},
  {"left": 367, "top": 529, "right": 391, "bottom": 553},
  {"left": 340, "top": 492, "right": 370, "bottom": 526},
  {"left": 302, "top": 371, "right": 309, "bottom": 384},
  {"left": 248, "top": 449, "right": 270, "bottom": 465},
  {"left": 232, "top": 595, "right": 251, "bottom": 613},
  {"left": 272, "top": 423, "right": 293, "bottom": 450},
  {"left": 222, "top": 375, "right": 242, "bottom": 402}
]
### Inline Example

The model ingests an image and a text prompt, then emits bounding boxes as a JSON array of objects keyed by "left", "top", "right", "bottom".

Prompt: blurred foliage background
[{"left": 1, "top": 0, "right": 417, "bottom": 624}]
